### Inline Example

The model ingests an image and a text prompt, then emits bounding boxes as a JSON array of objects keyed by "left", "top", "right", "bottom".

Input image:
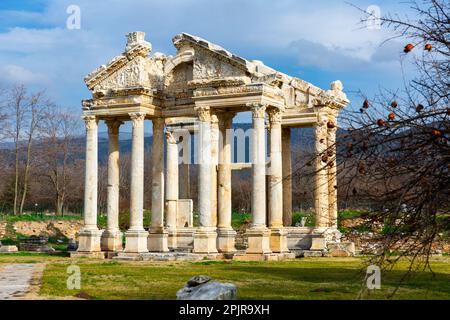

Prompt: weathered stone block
[
  {"left": 147, "top": 231, "right": 169, "bottom": 252},
  {"left": 245, "top": 227, "right": 271, "bottom": 254},
  {"left": 193, "top": 228, "right": 218, "bottom": 254},
  {"left": 269, "top": 228, "right": 289, "bottom": 253},
  {"left": 124, "top": 229, "right": 149, "bottom": 253},
  {"left": 77, "top": 229, "right": 102, "bottom": 253},
  {"left": 101, "top": 230, "right": 123, "bottom": 252},
  {"left": 217, "top": 228, "right": 236, "bottom": 253},
  {"left": 310, "top": 237, "right": 326, "bottom": 250},
  {"left": 176, "top": 275, "right": 237, "bottom": 300}
]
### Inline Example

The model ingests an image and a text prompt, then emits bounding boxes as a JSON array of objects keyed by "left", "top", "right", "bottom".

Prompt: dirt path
[{"left": 0, "top": 263, "right": 44, "bottom": 300}]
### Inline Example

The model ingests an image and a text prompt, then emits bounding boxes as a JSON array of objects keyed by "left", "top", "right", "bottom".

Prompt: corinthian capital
[
  {"left": 129, "top": 112, "right": 146, "bottom": 128},
  {"left": 82, "top": 115, "right": 98, "bottom": 131},
  {"left": 247, "top": 103, "right": 267, "bottom": 119},
  {"left": 195, "top": 106, "right": 211, "bottom": 122},
  {"left": 267, "top": 107, "right": 282, "bottom": 125}
]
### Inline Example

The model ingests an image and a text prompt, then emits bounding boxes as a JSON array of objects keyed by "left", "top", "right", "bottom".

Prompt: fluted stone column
[
  {"left": 165, "top": 131, "right": 179, "bottom": 249},
  {"left": 210, "top": 114, "right": 219, "bottom": 228},
  {"left": 327, "top": 115, "right": 338, "bottom": 228},
  {"left": 148, "top": 118, "right": 169, "bottom": 252},
  {"left": 101, "top": 120, "right": 123, "bottom": 252},
  {"left": 124, "top": 112, "right": 148, "bottom": 253},
  {"left": 217, "top": 112, "right": 236, "bottom": 252},
  {"left": 268, "top": 108, "right": 288, "bottom": 253},
  {"left": 193, "top": 106, "right": 218, "bottom": 254},
  {"left": 282, "top": 128, "right": 293, "bottom": 226},
  {"left": 246, "top": 103, "right": 272, "bottom": 254},
  {"left": 77, "top": 115, "right": 102, "bottom": 253},
  {"left": 314, "top": 113, "right": 330, "bottom": 231}
]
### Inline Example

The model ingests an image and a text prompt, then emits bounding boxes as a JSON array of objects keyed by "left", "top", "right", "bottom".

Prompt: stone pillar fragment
[
  {"left": 268, "top": 108, "right": 288, "bottom": 253},
  {"left": 179, "top": 163, "right": 190, "bottom": 199},
  {"left": 165, "top": 131, "right": 179, "bottom": 249},
  {"left": 124, "top": 112, "right": 148, "bottom": 253},
  {"left": 217, "top": 112, "right": 236, "bottom": 253},
  {"left": 101, "top": 120, "right": 123, "bottom": 252},
  {"left": 193, "top": 106, "right": 218, "bottom": 254},
  {"left": 314, "top": 113, "right": 330, "bottom": 231},
  {"left": 78, "top": 115, "right": 102, "bottom": 253},
  {"left": 282, "top": 128, "right": 293, "bottom": 226},
  {"left": 246, "top": 103, "right": 272, "bottom": 255},
  {"left": 148, "top": 118, "right": 169, "bottom": 252},
  {"left": 327, "top": 115, "right": 338, "bottom": 228}
]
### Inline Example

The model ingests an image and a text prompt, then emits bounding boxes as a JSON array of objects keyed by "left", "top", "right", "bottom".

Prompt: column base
[
  {"left": 217, "top": 228, "right": 236, "bottom": 253},
  {"left": 269, "top": 227, "right": 289, "bottom": 253},
  {"left": 167, "top": 228, "right": 178, "bottom": 250},
  {"left": 124, "top": 229, "right": 149, "bottom": 253},
  {"left": 245, "top": 227, "right": 272, "bottom": 254},
  {"left": 193, "top": 228, "right": 218, "bottom": 254},
  {"left": 148, "top": 230, "right": 169, "bottom": 252},
  {"left": 101, "top": 230, "right": 123, "bottom": 252},
  {"left": 77, "top": 229, "right": 102, "bottom": 253}
]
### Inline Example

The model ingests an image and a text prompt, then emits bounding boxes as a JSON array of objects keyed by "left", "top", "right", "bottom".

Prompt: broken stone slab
[
  {"left": 0, "top": 245, "right": 19, "bottom": 253},
  {"left": 177, "top": 275, "right": 237, "bottom": 300},
  {"left": 327, "top": 242, "right": 355, "bottom": 257}
]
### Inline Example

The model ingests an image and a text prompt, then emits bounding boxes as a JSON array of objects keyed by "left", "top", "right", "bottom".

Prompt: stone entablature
[{"left": 77, "top": 31, "right": 349, "bottom": 259}]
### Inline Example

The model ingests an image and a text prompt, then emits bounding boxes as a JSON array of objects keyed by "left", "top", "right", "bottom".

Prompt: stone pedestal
[
  {"left": 193, "top": 228, "right": 218, "bottom": 254},
  {"left": 269, "top": 228, "right": 289, "bottom": 253},
  {"left": 217, "top": 228, "right": 237, "bottom": 253},
  {"left": 101, "top": 230, "right": 123, "bottom": 252},
  {"left": 148, "top": 229, "right": 169, "bottom": 252},
  {"left": 78, "top": 229, "right": 102, "bottom": 253},
  {"left": 124, "top": 230, "right": 149, "bottom": 253},
  {"left": 246, "top": 227, "right": 272, "bottom": 254},
  {"left": 310, "top": 236, "right": 327, "bottom": 250},
  {"left": 167, "top": 228, "right": 178, "bottom": 249}
]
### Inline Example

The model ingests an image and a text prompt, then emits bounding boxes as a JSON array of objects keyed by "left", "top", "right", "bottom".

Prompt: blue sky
[{"left": 0, "top": 0, "right": 418, "bottom": 132}]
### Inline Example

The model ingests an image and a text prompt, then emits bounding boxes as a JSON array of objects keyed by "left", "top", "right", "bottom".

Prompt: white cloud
[{"left": 0, "top": 64, "right": 49, "bottom": 85}]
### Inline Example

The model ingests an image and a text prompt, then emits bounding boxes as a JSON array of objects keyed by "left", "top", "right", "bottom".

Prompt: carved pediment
[{"left": 83, "top": 31, "right": 350, "bottom": 113}]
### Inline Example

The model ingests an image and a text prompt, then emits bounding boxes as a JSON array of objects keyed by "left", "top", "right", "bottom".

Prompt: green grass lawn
[{"left": 2, "top": 254, "right": 449, "bottom": 300}]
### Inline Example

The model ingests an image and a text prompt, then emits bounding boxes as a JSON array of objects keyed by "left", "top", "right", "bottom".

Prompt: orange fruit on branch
[
  {"left": 390, "top": 101, "right": 398, "bottom": 108},
  {"left": 431, "top": 129, "right": 441, "bottom": 136},
  {"left": 388, "top": 113, "right": 395, "bottom": 121},
  {"left": 363, "top": 99, "right": 370, "bottom": 108},
  {"left": 424, "top": 44, "right": 432, "bottom": 51},
  {"left": 404, "top": 43, "right": 414, "bottom": 53},
  {"left": 377, "top": 119, "right": 385, "bottom": 126}
]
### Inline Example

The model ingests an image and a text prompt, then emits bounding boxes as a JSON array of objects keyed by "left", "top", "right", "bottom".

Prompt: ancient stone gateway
[{"left": 75, "top": 31, "right": 349, "bottom": 260}]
